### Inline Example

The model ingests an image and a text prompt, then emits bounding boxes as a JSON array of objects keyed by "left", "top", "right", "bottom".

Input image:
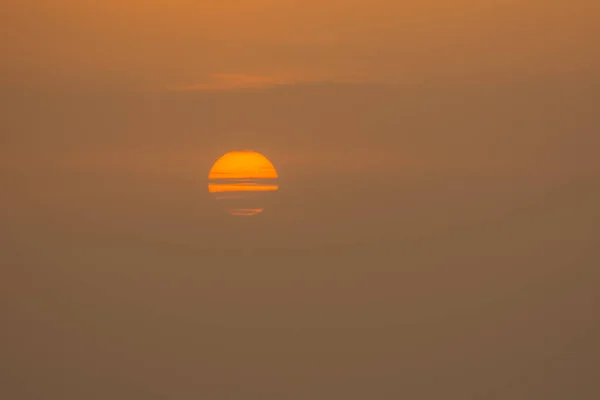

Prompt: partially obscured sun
[{"left": 208, "top": 150, "right": 279, "bottom": 216}]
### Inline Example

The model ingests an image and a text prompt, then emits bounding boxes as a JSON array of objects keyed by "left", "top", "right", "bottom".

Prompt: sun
[
  {"left": 208, "top": 150, "right": 279, "bottom": 216},
  {"left": 208, "top": 150, "right": 278, "bottom": 181}
]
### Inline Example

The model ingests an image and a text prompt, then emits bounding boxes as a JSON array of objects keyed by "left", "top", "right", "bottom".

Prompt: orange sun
[{"left": 208, "top": 150, "right": 279, "bottom": 216}]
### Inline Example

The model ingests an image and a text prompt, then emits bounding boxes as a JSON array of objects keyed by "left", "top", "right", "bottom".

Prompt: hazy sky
[
  {"left": 3, "top": 1, "right": 599, "bottom": 90},
  {"left": 2, "top": 0, "right": 598, "bottom": 244},
  {"left": 2, "top": 2, "right": 600, "bottom": 399}
]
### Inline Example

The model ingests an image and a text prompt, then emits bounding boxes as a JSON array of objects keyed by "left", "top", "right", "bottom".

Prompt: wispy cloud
[
  {"left": 168, "top": 73, "right": 377, "bottom": 92},
  {"left": 169, "top": 74, "right": 292, "bottom": 92}
]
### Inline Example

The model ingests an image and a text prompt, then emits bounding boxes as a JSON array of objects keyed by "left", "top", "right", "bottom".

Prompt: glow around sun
[{"left": 208, "top": 150, "right": 279, "bottom": 216}]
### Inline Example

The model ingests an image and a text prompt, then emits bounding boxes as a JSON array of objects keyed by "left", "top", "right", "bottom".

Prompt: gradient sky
[
  {"left": 2, "top": 2, "right": 600, "bottom": 399},
  {"left": 2, "top": 1, "right": 598, "bottom": 251},
  {"left": 2, "top": 1, "right": 599, "bottom": 90}
]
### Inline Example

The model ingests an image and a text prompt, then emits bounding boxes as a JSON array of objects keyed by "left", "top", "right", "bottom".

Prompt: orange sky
[
  {"left": 2, "top": 1, "right": 598, "bottom": 90},
  {"left": 2, "top": 4, "right": 600, "bottom": 397}
]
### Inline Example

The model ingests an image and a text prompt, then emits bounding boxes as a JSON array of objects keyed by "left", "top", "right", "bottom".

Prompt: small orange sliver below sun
[{"left": 208, "top": 150, "right": 279, "bottom": 216}]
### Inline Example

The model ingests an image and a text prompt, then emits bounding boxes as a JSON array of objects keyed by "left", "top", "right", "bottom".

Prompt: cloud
[
  {"left": 168, "top": 74, "right": 292, "bottom": 92},
  {"left": 168, "top": 73, "right": 378, "bottom": 92}
]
